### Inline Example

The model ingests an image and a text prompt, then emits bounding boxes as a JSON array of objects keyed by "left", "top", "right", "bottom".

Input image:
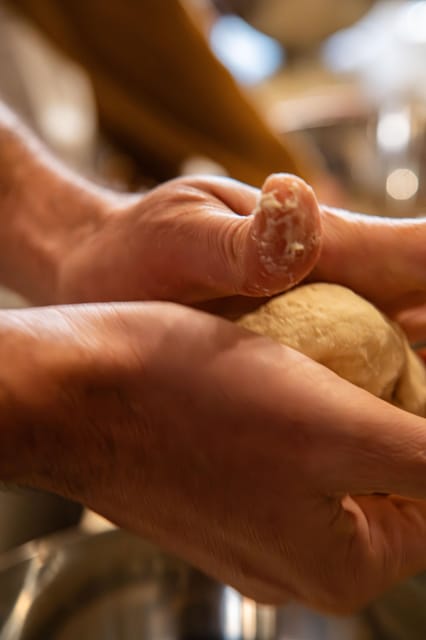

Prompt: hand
[
  {"left": 2, "top": 97, "right": 425, "bottom": 318},
  {"left": 57, "top": 171, "right": 426, "bottom": 326},
  {"left": 5, "top": 302, "right": 426, "bottom": 614},
  {"left": 57, "top": 173, "right": 321, "bottom": 304},
  {"left": 0, "top": 104, "right": 320, "bottom": 306}
]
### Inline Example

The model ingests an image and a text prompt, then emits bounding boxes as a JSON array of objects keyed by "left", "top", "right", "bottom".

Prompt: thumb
[
  {"left": 343, "top": 493, "right": 426, "bottom": 607},
  {"left": 315, "top": 379, "right": 426, "bottom": 598},
  {"left": 202, "top": 173, "right": 322, "bottom": 299}
]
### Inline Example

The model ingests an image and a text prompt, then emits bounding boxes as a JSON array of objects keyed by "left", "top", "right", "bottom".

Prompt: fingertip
[
  {"left": 261, "top": 172, "right": 315, "bottom": 201},
  {"left": 243, "top": 173, "right": 322, "bottom": 295}
]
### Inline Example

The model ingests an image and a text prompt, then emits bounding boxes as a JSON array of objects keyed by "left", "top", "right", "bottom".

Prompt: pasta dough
[{"left": 237, "top": 283, "right": 426, "bottom": 416}]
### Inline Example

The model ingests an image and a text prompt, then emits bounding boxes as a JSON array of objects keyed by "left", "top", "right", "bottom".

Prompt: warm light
[
  {"left": 386, "top": 168, "right": 419, "bottom": 201},
  {"left": 40, "top": 103, "right": 92, "bottom": 150},
  {"left": 180, "top": 155, "right": 228, "bottom": 177},
  {"left": 241, "top": 597, "right": 257, "bottom": 640},
  {"left": 377, "top": 110, "right": 411, "bottom": 152}
]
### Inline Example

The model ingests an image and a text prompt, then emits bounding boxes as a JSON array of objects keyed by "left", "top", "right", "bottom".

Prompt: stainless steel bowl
[
  {"left": 0, "top": 528, "right": 370, "bottom": 640},
  {"left": 0, "top": 528, "right": 276, "bottom": 640},
  {"left": 364, "top": 574, "right": 426, "bottom": 640},
  {"left": 277, "top": 94, "right": 426, "bottom": 218}
]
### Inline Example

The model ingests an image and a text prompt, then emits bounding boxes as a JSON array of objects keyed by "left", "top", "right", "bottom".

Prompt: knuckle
[{"left": 210, "top": 216, "right": 250, "bottom": 294}]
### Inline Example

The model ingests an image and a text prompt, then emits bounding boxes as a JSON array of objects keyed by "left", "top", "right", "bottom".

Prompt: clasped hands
[{"left": 5, "top": 165, "right": 426, "bottom": 614}]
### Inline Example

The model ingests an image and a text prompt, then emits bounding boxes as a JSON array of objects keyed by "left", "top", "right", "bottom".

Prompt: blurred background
[
  {"left": 0, "top": 0, "right": 425, "bottom": 221},
  {"left": 0, "top": 1, "right": 425, "bottom": 638}
]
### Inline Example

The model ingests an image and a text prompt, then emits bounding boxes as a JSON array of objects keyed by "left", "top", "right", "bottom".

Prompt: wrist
[{"left": 0, "top": 103, "right": 108, "bottom": 304}]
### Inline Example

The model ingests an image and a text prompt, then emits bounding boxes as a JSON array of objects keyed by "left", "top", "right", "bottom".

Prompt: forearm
[
  {"left": 0, "top": 102, "right": 106, "bottom": 304},
  {"left": 0, "top": 304, "right": 113, "bottom": 490},
  {"left": 0, "top": 302, "right": 158, "bottom": 496},
  {"left": 0, "top": 309, "right": 50, "bottom": 485}
]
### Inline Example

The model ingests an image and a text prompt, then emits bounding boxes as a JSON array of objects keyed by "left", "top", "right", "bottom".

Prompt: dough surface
[{"left": 237, "top": 283, "right": 426, "bottom": 416}]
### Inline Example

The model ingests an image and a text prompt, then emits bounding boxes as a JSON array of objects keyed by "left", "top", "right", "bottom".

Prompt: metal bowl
[
  {"left": 0, "top": 528, "right": 276, "bottom": 640},
  {"left": 0, "top": 527, "right": 371, "bottom": 640},
  {"left": 276, "top": 93, "right": 426, "bottom": 217}
]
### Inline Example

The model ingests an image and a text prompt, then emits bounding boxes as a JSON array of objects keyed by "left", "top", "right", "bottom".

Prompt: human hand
[
  {"left": 0, "top": 102, "right": 320, "bottom": 306},
  {"left": 5, "top": 302, "right": 426, "bottom": 614},
  {"left": 57, "top": 171, "right": 426, "bottom": 327},
  {"left": 56, "top": 173, "right": 321, "bottom": 305},
  {"left": 2, "top": 95, "right": 425, "bottom": 318}
]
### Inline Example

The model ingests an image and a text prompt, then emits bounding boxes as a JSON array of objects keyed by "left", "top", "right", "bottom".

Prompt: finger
[
  {"left": 312, "top": 207, "right": 426, "bottom": 312},
  {"left": 348, "top": 494, "right": 426, "bottom": 598},
  {"left": 305, "top": 494, "right": 426, "bottom": 612},
  {"left": 205, "top": 173, "right": 322, "bottom": 298},
  {"left": 248, "top": 174, "right": 322, "bottom": 291}
]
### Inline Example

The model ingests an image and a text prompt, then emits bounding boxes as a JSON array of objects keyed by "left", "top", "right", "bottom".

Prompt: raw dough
[{"left": 237, "top": 283, "right": 426, "bottom": 416}]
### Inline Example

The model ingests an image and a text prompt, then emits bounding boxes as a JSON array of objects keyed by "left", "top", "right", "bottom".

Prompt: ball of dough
[{"left": 237, "top": 283, "right": 426, "bottom": 416}]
